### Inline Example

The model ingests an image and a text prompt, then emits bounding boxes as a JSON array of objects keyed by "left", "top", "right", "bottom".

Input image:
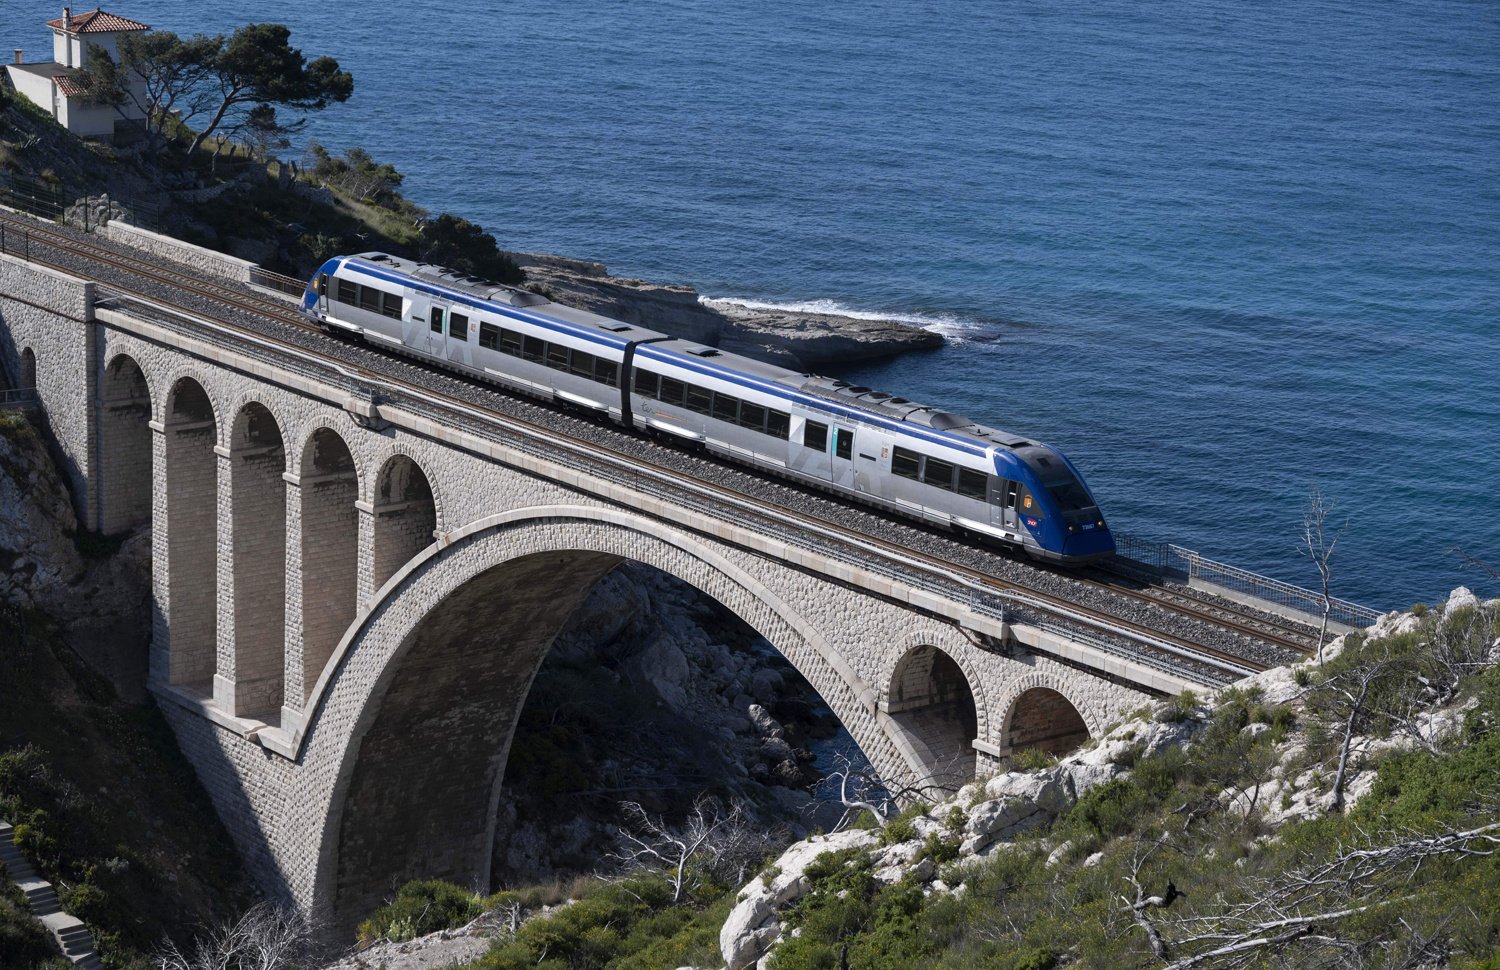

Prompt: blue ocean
[{"left": 27, "top": 0, "right": 1500, "bottom": 607}]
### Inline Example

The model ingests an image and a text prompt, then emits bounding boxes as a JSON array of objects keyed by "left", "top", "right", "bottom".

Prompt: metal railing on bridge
[
  {"left": 0, "top": 388, "right": 38, "bottom": 410},
  {"left": 248, "top": 267, "right": 308, "bottom": 299},
  {"left": 1114, "top": 532, "right": 1383, "bottom": 629}
]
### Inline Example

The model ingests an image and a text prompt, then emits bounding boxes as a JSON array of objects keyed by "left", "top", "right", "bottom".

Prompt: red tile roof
[
  {"left": 53, "top": 74, "right": 93, "bottom": 98},
  {"left": 47, "top": 8, "right": 150, "bottom": 33}
]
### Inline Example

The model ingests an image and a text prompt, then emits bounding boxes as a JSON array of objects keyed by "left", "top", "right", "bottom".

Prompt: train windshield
[{"left": 1044, "top": 476, "right": 1096, "bottom": 512}]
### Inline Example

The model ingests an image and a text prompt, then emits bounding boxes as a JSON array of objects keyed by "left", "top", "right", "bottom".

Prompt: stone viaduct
[{"left": 0, "top": 237, "right": 1213, "bottom": 930}]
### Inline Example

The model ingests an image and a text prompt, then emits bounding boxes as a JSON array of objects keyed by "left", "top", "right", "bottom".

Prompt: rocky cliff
[{"left": 0, "top": 412, "right": 150, "bottom": 698}]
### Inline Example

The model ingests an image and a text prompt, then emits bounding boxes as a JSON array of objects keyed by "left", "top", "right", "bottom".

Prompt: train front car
[{"left": 1004, "top": 445, "right": 1114, "bottom": 564}]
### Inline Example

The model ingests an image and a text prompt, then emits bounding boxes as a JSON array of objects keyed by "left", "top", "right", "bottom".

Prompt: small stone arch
[
  {"left": 364, "top": 443, "right": 447, "bottom": 531},
  {"left": 98, "top": 353, "right": 153, "bottom": 533},
  {"left": 881, "top": 634, "right": 982, "bottom": 792},
  {"left": 20, "top": 346, "right": 37, "bottom": 388},
  {"left": 282, "top": 506, "right": 899, "bottom": 931},
  {"left": 218, "top": 400, "right": 289, "bottom": 719},
  {"left": 997, "top": 673, "right": 1097, "bottom": 760},
  {"left": 161, "top": 375, "right": 219, "bottom": 688},
  {"left": 156, "top": 366, "right": 223, "bottom": 429},
  {"left": 368, "top": 452, "right": 440, "bottom": 594},
  {"left": 293, "top": 424, "right": 360, "bottom": 706}
]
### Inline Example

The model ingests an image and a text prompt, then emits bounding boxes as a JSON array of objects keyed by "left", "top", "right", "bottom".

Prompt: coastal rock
[
  {"left": 707, "top": 298, "right": 944, "bottom": 369},
  {"left": 507, "top": 252, "right": 943, "bottom": 370}
]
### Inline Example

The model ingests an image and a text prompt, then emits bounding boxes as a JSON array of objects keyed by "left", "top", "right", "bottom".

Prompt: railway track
[
  {"left": 2, "top": 211, "right": 1308, "bottom": 683},
  {"left": 1081, "top": 563, "right": 1321, "bottom": 652}
]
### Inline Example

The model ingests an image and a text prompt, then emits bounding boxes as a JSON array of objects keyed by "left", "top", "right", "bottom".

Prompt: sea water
[{"left": 41, "top": 0, "right": 1500, "bottom": 607}]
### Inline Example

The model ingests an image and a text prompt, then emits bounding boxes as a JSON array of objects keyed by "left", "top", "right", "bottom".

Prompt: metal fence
[
  {"left": 1115, "top": 531, "right": 1383, "bottom": 628},
  {"left": 0, "top": 172, "right": 65, "bottom": 221},
  {"left": 0, "top": 172, "right": 165, "bottom": 232},
  {"left": 0, "top": 387, "right": 38, "bottom": 409},
  {"left": 0, "top": 223, "right": 31, "bottom": 261},
  {"left": 249, "top": 266, "right": 308, "bottom": 299}
]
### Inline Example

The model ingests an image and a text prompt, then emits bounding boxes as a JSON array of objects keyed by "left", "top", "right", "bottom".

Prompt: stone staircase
[{"left": 0, "top": 821, "right": 103, "bottom": 968}]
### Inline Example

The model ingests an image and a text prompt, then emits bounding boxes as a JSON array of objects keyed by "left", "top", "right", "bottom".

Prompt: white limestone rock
[{"left": 720, "top": 829, "right": 877, "bottom": 970}]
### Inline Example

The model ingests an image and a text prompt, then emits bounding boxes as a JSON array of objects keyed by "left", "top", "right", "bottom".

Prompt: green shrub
[
  {"left": 1156, "top": 689, "right": 1200, "bottom": 724},
  {"left": 916, "top": 832, "right": 960, "bottom": 866},
  {"left": 1009, "top": 747, "right": 1058, "bottom": 771},
  {"left": 879, "top": 802, "right": 929, "bottom": 845},
  {"left": 358, "top": 879, "right": 482, "bottom": 943}
]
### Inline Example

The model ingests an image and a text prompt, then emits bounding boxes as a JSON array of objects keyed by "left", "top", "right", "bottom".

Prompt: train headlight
[
  {"left": 1097, "top": 519, "right": 1106, "bottom": 528},
  {"left": 1068, "top": 525, "right": 1077, "bottom": 533}
]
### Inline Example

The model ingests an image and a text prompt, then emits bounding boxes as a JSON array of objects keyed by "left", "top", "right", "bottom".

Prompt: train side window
[
  {"left": 317, "top": 274, "right": 328, "bottom": 295},
  {"left": 766, "top": 410, "right": 790, "bottom": 440},
  {"left": 712, "top": 393, "right": 739, "bottom": 424},
  {"left": 546, "top": 344, "right": 570, "bottom": 371},
  {"left": 479, "top": 322, "right": 502, "bottom": 350},
  {"left": 571, "top": 350, "right": 595, "bottom": 377},
  {"left": 834, "top": 428, "right": 853, "bottom": 460},
  {"left": 804, "top": 421, "right": 828, "bottom": 452},
  {"left": 739, "top": 402, "right": 765, "bottom": 431},
  {"left": 429, "top": 307, "right": 444, "bottom": 334},
  {"left": 337, "top": 279, "right": 357, "bottom": 305},
  {"left": 957, "top": 468, "right": 987, "bottom": 500},
  {"left": 596, "top": 360, "right": 619, "bottom": 386},
  {"left": 634, "top": 369, "right": 658, "bottom": 398},
  {"left": 359, "top": 286, "right": 381, "bottom": 313},
  {"left": 659, "top": 377, "right": 686, "bottom": 406},
  {"left": 1004, "top": 481, "right": 1020, "bottom": 508},
  {"left": 686, "top": 386, "right": 712, "bottom": 414},
  {"left": 923, "top": 457, "right": 955, "bottom": 490},
  {"left": 449, "top": 312, "right": 469, "bottom": 341},
  {"left": 382, "top": 292, "right": 402, "bottom": 319},
  {"left": 500, "top": 329, "right": 522, "bottom": 356},
  {"left": 892, "top": 447, "right": 920, "bottom": 480},
  {"left": 519, "top": 335, "right": 543, "bottom": 362}
]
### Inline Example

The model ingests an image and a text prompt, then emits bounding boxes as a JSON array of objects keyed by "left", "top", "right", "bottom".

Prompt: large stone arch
[
  {"left": 215, "top": 399, "right": 289, "bottom": 719},
  {"left": 995, "top": 672, "right": 1099, "bottom": 759},
  {"left": 161, "top": 375, "right": 219, "bottom": 687},
  {"left": 879, "top": 629, "right": 984, "bottom": 792},
  {"left": 98, "top": 352, "right": 153, "bottom": 534},
  {"left": 282, "top": 506, "right": 899, "bottom": 930}
]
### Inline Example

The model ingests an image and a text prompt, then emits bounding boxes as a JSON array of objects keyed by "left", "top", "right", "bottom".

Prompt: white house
[{"left": 6, "top": 7, "right": 150, "bottom": 139}]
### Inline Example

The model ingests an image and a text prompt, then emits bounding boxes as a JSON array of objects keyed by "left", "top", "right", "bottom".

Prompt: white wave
[{"left": 701, "top": 295, "right": 998, "bottom": 343}]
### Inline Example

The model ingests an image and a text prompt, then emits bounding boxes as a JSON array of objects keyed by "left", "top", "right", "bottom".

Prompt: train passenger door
[
  {"left": 446, "top": 309, "right": 470, "bottom": 366},
  {"left": 316, "top": 274, "right": 330, "bottom": 315},
  {"left": 425, "top": 303, "right": 448, "bottom": 358},
  {"left": 403, "top": 298, "right": 430, "bottom": 352},
  {"left": 992, "top": 479, "right": 1020, "bottom": 533},
  {"left": 831, "top": 426, "right": 857, "bottom": 491}
]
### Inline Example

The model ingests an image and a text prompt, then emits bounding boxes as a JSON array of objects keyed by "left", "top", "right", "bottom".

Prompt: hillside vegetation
[{"left": 337, "top": 591, "right": 1500, "bottom": 970}]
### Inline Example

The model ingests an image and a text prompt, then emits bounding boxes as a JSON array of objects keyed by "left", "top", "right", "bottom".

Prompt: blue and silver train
[{"left": 302, "top": 253, "right": 1114, "bottom": 564}]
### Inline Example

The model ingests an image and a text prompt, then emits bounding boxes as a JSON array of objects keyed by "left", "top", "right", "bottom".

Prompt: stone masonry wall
[
  {"left": 99, "top": 221, "right": 256, "bottom": 283},
  {"left": 0, "top": 254, "right": 97, "bottom": 525}
]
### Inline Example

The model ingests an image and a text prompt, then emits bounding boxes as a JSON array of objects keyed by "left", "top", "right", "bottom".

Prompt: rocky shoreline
[{"left": 505, "top": 251, "right": 944, "bottom": 371}]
